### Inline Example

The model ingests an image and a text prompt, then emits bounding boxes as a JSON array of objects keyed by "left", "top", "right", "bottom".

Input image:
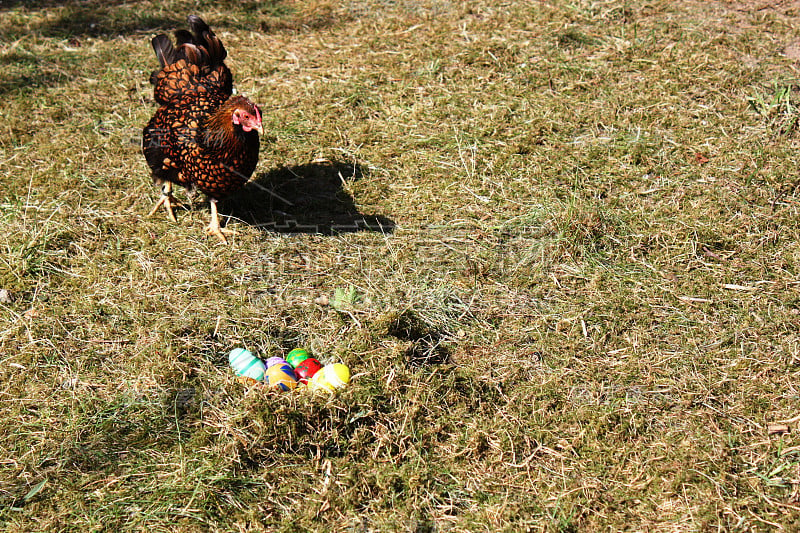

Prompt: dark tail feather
[
  {"left": 148, "top": 16, "right": 227, "bottom": 87},
  {"left": 174, "top": 29, "right": 193, "bottom": 47},
  {"left": 187, "top": 15, "right": 227, "bottom": 65},
  {"left": 151, "top": 34, "right": 174, "bottom": 68},
  {"left": 187, "top": 15, "right": 209, "bottom": 35},
  {"left": 180, "top": 43, "right": 208, "bottom": 66}
]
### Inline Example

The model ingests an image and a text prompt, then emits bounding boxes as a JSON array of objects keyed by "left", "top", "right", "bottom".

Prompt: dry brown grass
[{"left": 2, "top": 0, "right": 800, "bottom": 531}]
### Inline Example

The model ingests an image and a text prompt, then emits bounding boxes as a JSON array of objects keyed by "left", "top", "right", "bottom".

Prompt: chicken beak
[{"left": 255, "top": 124, "right": 263, "bottom": 135}]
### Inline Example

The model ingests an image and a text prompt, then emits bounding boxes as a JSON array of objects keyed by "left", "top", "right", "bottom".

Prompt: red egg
[{"left": 293, "top": 357, "right": 323, "bottom": 384}]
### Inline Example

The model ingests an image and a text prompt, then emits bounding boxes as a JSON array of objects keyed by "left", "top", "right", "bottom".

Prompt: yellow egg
[{"left": 308, "top": 363, "right": 351, "bottom": 392}]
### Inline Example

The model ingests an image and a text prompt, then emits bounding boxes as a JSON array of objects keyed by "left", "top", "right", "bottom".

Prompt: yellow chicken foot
[
  {"left": 206, "top": 198, "right": 233, "bottom": 244},
  {"left": 148, "top": 181, "right": 182, "bottom": 222}
]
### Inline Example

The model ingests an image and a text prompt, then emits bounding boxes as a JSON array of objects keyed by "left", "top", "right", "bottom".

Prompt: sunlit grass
[{"left": 1, "top": 0, "right": 800, "bottom": 531}]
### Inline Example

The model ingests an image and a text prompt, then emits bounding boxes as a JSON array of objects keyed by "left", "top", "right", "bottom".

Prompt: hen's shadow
[{"left": 228, "top": 160, "right": 395, "bottom": 235}]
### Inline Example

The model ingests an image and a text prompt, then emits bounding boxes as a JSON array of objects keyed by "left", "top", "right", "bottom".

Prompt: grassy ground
[{"left": 2, "top": 0, "right": 800, "bottom": 530}]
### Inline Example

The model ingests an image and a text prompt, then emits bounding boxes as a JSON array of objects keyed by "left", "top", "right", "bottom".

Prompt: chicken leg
[
  {"left": 148, "top": 181, "right": 183, "bottom": 222},
  {"left": 207, "top": 198, "right": 233, "bottom": 244}
]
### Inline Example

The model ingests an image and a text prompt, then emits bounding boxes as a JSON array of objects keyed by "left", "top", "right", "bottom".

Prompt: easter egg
[
  {"left": 286, "top": 348, "right": 311, "bottom": 368},
  {"left": 309, "top": 363, "right": 351, "bottom": 392},
  {"left": 293, "top": 357, "right": 323, "bottom": 384},
  {"left": 266, "top": 363, "right": 298, "bottom": 391},
  {"left": 228, "top": 348, "right": 266, "bottom": 382},
  {"left": 265, "top": 357, "right": 288, "bottom": 369}
]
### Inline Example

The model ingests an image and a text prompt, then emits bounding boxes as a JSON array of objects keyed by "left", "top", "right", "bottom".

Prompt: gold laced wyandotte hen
[{"left": 142, "top": 15, "right": 262, "bottom": 243}]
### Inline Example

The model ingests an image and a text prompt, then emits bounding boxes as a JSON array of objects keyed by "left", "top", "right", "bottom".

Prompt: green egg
[{"left": 286, "top": 348, "right": 311, "bottom": 368}]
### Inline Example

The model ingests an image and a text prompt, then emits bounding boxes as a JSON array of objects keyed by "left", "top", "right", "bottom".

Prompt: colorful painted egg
[
  {"left": 293, "top": 357, "right": 323, "bottom": 384},
  {"left": 308, "top": 363, "right": 351, "bottom": 392},
  {"left": 228, "top": 348, "right": 265, "bottom": 382},
  {"left": 265, "top": 357, "right": 288, "bottom": 369},
  {"left": 265, "top": 363, "right": 298, "bottom": 391},
  {"left": 286, "top": 348, "right": 311, "bottom": 368}
]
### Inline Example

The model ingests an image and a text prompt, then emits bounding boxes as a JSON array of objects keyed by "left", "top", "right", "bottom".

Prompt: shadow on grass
[
  {"left": 387, "top": 310, "right": 451, "bottom": 366},
  {"left": 0, "top": 1, "right": 182, "bottom": 37},
  {"left": 0, "top": 52, "right": 70, "bottom": 95},
  {"left": 0, "top": 1, "right": 332, "bottom": 95},
  {"left": 0, "top": 0, "right": 321, "bottom": 38},
  {"left": 228, "top": 160, "right": 395, "bottom": 236},
  {"left": 0, "top": 3, "right": 179, "bottom": 95}
]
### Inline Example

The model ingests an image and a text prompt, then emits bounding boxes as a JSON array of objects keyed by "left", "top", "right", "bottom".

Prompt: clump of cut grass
[{"left": 748, "top": 79, "right": 800, "bottom": 137}]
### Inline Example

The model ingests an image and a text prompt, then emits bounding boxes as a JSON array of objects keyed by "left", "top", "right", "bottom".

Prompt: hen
[{"left": 142, "top": 15, "right": 262, "bottom": 243}]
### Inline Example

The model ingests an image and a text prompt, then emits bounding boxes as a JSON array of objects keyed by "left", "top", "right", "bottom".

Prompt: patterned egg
[
  {"left": 286, "top": 348, "right": 311, "bottom": 368},
  {"left": 308, "top": 363, "right": 351, "bottom": 392},
  {"left": 293, "top": 357, "right": 323, "bottom": 384},
  {"left": 265, "top": 357, "right": 288, "bottom": 369},
  {"left": 265, "top": 363, "right": 298, "bottom": 391},
  {"left": 228, "top": 348, "right": 265, "bottom": 382}
]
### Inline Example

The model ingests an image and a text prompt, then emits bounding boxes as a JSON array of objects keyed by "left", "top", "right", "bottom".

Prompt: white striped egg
[{"left": 228, "top": 348, "right": 266, "bottom": 382}]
